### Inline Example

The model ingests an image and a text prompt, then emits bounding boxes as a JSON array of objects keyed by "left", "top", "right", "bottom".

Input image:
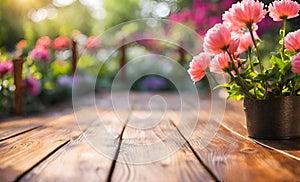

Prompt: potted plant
[{"left": 188, "top": 0, "right": 300, "bottom": 139}]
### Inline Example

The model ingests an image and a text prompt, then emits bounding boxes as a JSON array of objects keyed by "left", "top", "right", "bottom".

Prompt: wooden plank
[
  {"left": 1, "top": 92, "right": 300, "bottom": 181},
  {"left": 0, "top": 117, "right": 43, "bottom": 142},
  {"left": 177, "top": 105, "right": 300, "bottom": 181},
  {"left": 19, "top": 135, "right": 113, "bottom": 182},
  {"left": 0, "top": 113, "right": 69, "bottom": 142},
  {"left": 111, "top": 92, "right": 214, "bottom": 182},
  {"left": 19, "top": 97, "right": 131, "bottom": 181},
  {"left": 0, "top": 113, "right": 80, "bottom": 182},
  {"left": 0, "top": 101, "right": 74, "bottom": 141}
]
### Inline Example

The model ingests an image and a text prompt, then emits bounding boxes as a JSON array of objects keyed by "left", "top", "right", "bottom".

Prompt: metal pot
[{"left": 244, "top": 96, "right": 300, "bottom": 139}]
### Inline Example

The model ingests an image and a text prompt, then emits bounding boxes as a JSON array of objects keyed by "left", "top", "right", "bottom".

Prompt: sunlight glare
[
  {"left": 79, "top": 0, "right": 106, "bottom": 19},
  {"left": 154, "top": 2, "right": 170, "bottom": 18},
  {"left": 53, "top": 0, "right": 75, "bottom": 7}
]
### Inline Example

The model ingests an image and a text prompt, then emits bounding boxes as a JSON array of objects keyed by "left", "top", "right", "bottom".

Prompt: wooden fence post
[
  {"left": 120, "top": 40, "right": 126, "bottom": 79},
  {"left": 71, "top": 39, "right": 77, "bottom": 76},
  {"left": 178, "top": 47, "right": 186, "bottom": 66},
  {"left": 13, "top": 58, "right": 24, "bottom": 115}
]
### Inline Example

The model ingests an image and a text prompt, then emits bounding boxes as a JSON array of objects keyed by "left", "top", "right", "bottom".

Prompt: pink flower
[
  {"left": 204, "top": 24, "right": 231, "bottom": 54},
  {"left": 227, "top": 38, "right": 240, "bottom": 54},
  {"left": 30, "top": 46, "right": 51, "bottom": 63},
  {"left": 292, "top": 53, "right": 300, "bottom": 74},
  {"left": 268, "top": 0, "right": 300, "bottom": 21},
  {"left": 52, "top": 36, "right": 71, "bottom": 51},
  {"left": 85, "top": 36, "right": 100, "bottom": 51},
  {"left": 22, "top": 76, "right": 41, "bottom": 96},
  {"left": 223, "top": 0, "right": 267, "bottom": 30},
  {"left": 234, "top": 32, "right": 258, "bottom": 54},
  {"left": 0, "top": 61, "right": 13, "bottom": 78},
  {"left": 284, "top": 29, "right": 300, "bottom": 52},
  {"left": 37, "top": 36, "right": 51, "bottom": 49},
  {"left": 210, "top": 53, "right": 231, "bottom": 73},
  {"left": 188, "top": 53, "right": 212, "bottom": 83}
]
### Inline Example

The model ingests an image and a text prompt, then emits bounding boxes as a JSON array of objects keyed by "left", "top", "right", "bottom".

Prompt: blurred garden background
[{"left": 0, "top": 0, "right": 299, "bottom": 117}]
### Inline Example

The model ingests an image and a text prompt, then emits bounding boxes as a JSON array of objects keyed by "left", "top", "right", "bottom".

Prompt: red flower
[
  {"left": 16, "top": 40, "right": 27, "bottom": 50},
  {"left": 85, "top": 36, "right": 100, "bottom": 51},
  {"left": 52, "top": 36, "right": 71, "bottom": 51},
  {"left": 37, "top": 36, "right": 51, "bottom": 49}
]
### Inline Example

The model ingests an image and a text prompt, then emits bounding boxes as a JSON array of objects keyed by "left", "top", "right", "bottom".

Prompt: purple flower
[
  {"left": 139, "top": 76, "right": 168, "bottom": 90},
  {"left": 57, "top": 75, "right": 81, "bottom": 87},
  {"left": 22, "top": 76, "right": 41, "bottom": 96}
]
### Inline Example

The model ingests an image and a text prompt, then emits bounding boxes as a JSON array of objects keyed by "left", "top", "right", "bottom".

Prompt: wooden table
[{"left": 1, "top": 92, "right": 300, "bottom": 182}]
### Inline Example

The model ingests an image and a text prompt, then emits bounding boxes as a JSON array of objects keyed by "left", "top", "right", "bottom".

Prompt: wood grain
[
  {"left": 0, "top": 113, "right": 79, "bottom": 182},
  {"left": 1, "top": 92, "right": 300, "bottom": 182},
  {"left": 111, "top": 93, "right": 214, "bottom": 182},
  {"left": 179, "top": 105, "right": 300, "bottom": 181},
  {"left": 0, "top": 104, "right": 74, "bottom": 142},
  {"left": 13, "top": 58, "right": 24, "bottom": 115},
  {"left": 0, "top": 114, "right": 65, "bottom": 142},
  {"left": 19, "top": 103, "right": 131, "bottom": 181},
  {"left": 20, "top": 135, "right": 112, "bottom": 182}
]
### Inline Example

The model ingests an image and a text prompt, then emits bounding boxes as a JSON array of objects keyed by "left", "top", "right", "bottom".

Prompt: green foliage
[
  {"left": 103, "top": 0, "right": 140, "bottom": 28},
  {"left": 0, "top": 75, "right": 14, "bottom": 116},
  {"left": 221, "top": 42, "right": 300, "bottom": 100}
]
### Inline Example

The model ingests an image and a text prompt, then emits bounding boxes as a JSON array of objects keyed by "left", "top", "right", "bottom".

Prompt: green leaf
[
  {"left": 253, "top": 73, "right": 267, "bottom": 82},
  {"left": 285, "top": 50, "right": 297, "bottom": 57},
  {"left": 213, "top": 83, "right": 229, "bottom": 90},
  {"left": 227, "top": 84, "right": 244, "bottom": 100},
  {"left": 284, "top": 71, "right": 296, "bottom": 82},
  {"left": 270, "top": 55, "right": 284, "bottom": 69}
]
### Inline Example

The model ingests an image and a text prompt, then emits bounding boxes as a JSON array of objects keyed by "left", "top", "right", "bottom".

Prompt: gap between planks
[
  {"left": 168, "top": 119, "right": 219, "bottom": 181},
  {"left": 14, "top": 140, "right": 71, "bottom": 182},
  {"left": 106, "top": 110, "right": 132, "bottom": 182},
  {"left": 0, "top": 126, "right": 42, "bottom": 143},
  {"left": 109, "top": 113, "right": 218, "bottom": 181}
]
